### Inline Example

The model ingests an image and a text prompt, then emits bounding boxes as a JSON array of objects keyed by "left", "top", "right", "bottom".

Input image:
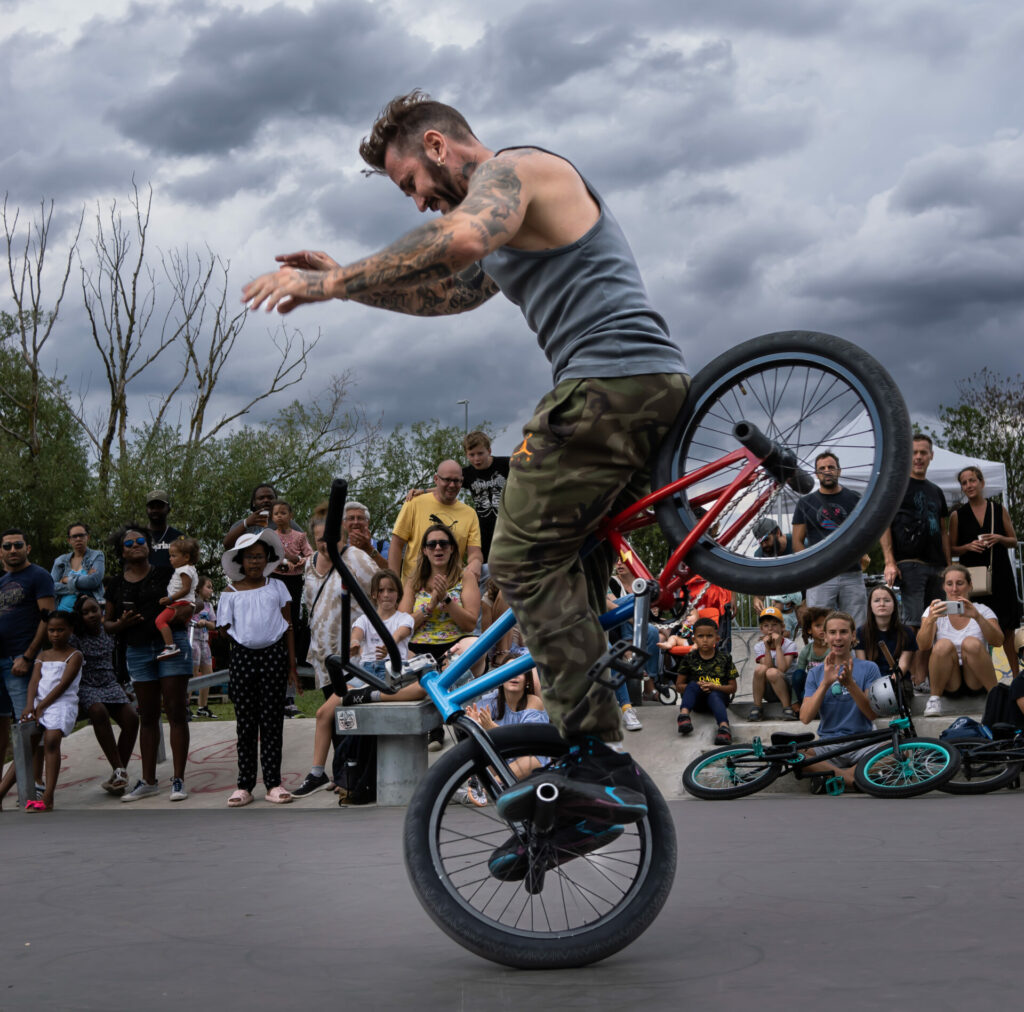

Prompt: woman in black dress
[{"left": 950, "top": 466, "right": 1020, "bottom": 676}]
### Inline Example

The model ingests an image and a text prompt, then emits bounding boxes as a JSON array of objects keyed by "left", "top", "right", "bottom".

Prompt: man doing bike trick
[{"left": 244, "top": 91, "right": 688, "bottom": 856}]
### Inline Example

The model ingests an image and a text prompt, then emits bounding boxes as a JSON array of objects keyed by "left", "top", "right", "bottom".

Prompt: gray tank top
[{"left": 480, "top": 147, "right": 686, "bottom": 385}]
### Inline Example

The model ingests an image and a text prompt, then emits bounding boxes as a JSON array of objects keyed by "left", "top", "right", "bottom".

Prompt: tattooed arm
[{"left": 243, "top": 156, "right": 527, "bottom": 315}]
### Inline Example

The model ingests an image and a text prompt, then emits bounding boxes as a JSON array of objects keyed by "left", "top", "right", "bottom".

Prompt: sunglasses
[
  {"left": 435, "top": 476, "right": 463, "bottom": 485},
  {"left": 425, "top": 539, "right": 453, "bottom": 550},
  {"left": 69, "top": 532, "right": 88, "bottom": 538},
  {"left": 1, "top": 541, "right": 26, "bottom": 550},
  {"left": 123, "top": 537, "right": 148, "bottom": 547}
]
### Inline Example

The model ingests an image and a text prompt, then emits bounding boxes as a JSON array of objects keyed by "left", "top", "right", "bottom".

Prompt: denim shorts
[
  {"left": 0, "top": 656, "right": 29, "bottom": 719},
  {"left": 125, "top": 630, "right": 193, "bottom": 683}
]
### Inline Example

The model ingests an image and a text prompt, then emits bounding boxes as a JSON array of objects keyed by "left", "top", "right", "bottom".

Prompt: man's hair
[
  {"left": 464, "top": 430, "right": 491, "bottom": 453},
  {"left": 814, "top": 451, "right": 840, "bottom": 469},
  {"left": 345, "top": 501, "right": 371, "bottom": 522},
  {"left": 824, "top": 610, "right": 856, "bottom": 633},
  {"left": 692, "top": 616, "right": 719, "bottom": 635},
  {"left": 912, "top": 432, "right": 933, "bottom": 449},
  {"left": 359, "top": 90, "right": 477, "bottom": 174},
  {"left": 1, "top": 528, "right": 25, "bottom": 539}
]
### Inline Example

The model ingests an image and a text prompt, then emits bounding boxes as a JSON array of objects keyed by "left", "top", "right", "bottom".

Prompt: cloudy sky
[{"left": 3, "top": 0, "right": 1023, "bottom": 455}]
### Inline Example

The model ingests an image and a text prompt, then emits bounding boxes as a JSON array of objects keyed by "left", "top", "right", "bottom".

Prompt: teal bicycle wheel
[
  {"left": 682, "top": 745, "right": 781, "bottom": 799},
  {"left": 854, "top": 737, "right": 960, "bottom": 797}
]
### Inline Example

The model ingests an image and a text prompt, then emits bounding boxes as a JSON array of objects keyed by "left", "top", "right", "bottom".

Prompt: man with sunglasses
[
  {"left": 0, "top": 529, "right": 56, "bottom": 785},
  {"left": 792, "top": 452, "right": 868, "bottom": 627},
  {"left": 389, "top": 459, "right": 482, "bottom": 585}
]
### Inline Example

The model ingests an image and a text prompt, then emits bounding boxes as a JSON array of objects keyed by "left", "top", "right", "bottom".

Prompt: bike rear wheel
[
  {"left": 403, "top": 725, "right": 676, "bottom": 969},
  {"left": 939, "top": 742, "right": 1022, "bottom": 795},
  {"left": 854, "top": 737, "right": 961, "bottom": 797},
  {"left": 682, "top": 745, "right": 782, "bottom": 799},
  {"left": 653, "top": 331, "right": 911, "bottom": 594}
]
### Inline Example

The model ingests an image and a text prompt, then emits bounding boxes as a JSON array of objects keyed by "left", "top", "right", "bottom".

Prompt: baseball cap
[
  {"left": 758, "top": 606, "right": 785, "bottom": 623},
  {"left": 146, "top": 489, "right": 170, "bottom": 505}
]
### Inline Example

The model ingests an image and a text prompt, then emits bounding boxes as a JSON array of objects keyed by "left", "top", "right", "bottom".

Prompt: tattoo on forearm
[
  {"left": 296, "top": 270, "right": 326, "bottom": 297},
  {"left": 349, "top": 267, "right": 499, "bottom": 316}
]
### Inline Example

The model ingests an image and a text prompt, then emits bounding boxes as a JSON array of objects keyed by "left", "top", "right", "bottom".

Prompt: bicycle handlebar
[
  {"left": 733, "top": 421, "right": 815, "bottom": 495},
  {"left": 324, "top": 478, "right": 404, "bottom": 686}
]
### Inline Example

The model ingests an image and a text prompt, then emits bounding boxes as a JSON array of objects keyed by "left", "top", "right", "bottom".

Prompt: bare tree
[
  {"left": 74, "top": 182, "right": 317, "bottom": 491},
  {"left": 1, "top": 195, "right": 82, "bottom": 456}
]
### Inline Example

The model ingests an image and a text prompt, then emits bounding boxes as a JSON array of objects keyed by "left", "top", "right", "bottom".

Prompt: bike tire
[
  {"left": 403, "top": 724, "right": 676, "bottom": 969},
  {"left": 853, "top": 737, "right": 961, "bottom": 797},
  {"left": 939, "top": 742, "right": 1022, "bottom": 795},
  {"left": 682, "top": 745, "right": 782, "bottom": 799},
  {"left": 653, "top": 331, "right": 911, "bottom": 594}
]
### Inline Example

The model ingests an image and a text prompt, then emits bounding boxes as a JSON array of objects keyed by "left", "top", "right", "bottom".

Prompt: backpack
[
  {"left": 939, "top": 716, "right": 991, "bottom": 743},
  {"left": 981, "top": 683, "right": 1024, "bottom": 733},
  {"left": 331, "top": 733, "right": 377, "bottom": 803}
]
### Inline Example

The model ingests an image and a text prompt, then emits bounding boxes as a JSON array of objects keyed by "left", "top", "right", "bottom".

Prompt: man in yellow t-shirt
[{"left": 388, "top": 459, "right": 483, "bottom": 585}]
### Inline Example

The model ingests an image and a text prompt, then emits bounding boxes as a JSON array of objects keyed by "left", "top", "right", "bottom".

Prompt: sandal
[
  {"left": 265, "top": 786, "right": 293, "bottom": 804},
  {"left": 781, "top": 707, "right": 798, "bottom": 721},
  {"left": 714, "top": 725, "right": 733, "bottom": 745},
  {"left": 227, "top": 789, "right": 253, "bottom": 808},
  {"left": 677, "top": 713, "right": 693, "bottom": 736},
  {"left": 746, "top": 706, "right": 763, "bottom": 722},
  {"left": 24, "top": 799, "right": 49, "bottom": 812}
]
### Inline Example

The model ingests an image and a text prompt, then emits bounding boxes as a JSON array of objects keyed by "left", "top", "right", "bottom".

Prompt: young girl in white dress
[{"left": 0, "top": 611, "right": 83, "bottom": 812}]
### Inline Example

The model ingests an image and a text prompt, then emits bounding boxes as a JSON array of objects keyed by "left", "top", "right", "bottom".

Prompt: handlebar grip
[{"left": 325, "top": 479, "right": 348, "bottom": 551}]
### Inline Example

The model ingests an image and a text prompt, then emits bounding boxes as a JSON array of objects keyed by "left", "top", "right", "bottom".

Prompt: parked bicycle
[
  {"left": 682, "top": 670, "right": 961, "bottom": 799},
  {"left": 325, "top": 330, "right": 913, "bottom": 968}
]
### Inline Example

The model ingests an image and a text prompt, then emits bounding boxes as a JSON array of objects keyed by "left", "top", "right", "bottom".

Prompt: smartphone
[
  {"left": 945, "top": 600, "right": 965, "bottom": 615},
  {"left": 122, "top": 600, "right": 136, "bottom": 613}
]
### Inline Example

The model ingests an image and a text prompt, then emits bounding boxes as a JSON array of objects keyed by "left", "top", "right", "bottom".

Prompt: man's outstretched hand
[{"left": 243, "top": 251, "right": 342, "bottom": 313}]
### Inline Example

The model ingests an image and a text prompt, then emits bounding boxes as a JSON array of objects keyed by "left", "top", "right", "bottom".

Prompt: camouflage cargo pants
[{"left": 488, "top": 372, "right": 689, "bottom": 742}]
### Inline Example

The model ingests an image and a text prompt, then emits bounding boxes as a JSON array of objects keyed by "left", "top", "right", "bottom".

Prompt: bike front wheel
[
  {"left": 653, "top": 331, "right": 911, "bottom": 594},
  {"left": 853, "top": 737, "right": 961, "bottom": 797},
  {"left": 403, "top": 724, "right": 677, "bottom": 969},
  {"left": 939, "top": 742, "right": 1022, "bottom": 795},
  {"left": 682, "top": 745, "right": 782, "bottom": 799}
]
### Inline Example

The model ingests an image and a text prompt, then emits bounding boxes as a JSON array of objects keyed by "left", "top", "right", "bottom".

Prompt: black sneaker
[
  {"left": 489, "top": 820, "right": 625, "bottom": 881},
  {"left": 342, "top": 688, "right": 374, "bottom": 706},
  {"left": 195, "top": 706, "right": 218, "bottom": 719},
  {"left": 495, "top": 736, "right": 647, "bottom": 827},
  {"left": 292, "top": 772, "right": 331, "bottom": 798},
  {"left": 283, "top": 703, "right": 302, "bottom": 718}
]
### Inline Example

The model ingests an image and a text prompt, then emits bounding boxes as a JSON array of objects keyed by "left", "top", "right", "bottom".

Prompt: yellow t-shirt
[{"left": 392, "top": 494, "right": 482, "bottom": 585}]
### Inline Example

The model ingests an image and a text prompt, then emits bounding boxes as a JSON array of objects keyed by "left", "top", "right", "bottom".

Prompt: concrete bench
[{"left": 334, "top": 700, "right": 443, "bottom": 806}]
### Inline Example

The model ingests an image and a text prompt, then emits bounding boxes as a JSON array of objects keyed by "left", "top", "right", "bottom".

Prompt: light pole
[{"left": 457, "top": 399, "right": 469, "bottom": 434}]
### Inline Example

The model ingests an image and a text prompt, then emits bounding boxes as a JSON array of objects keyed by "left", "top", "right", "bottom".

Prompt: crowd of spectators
[{"left": 1, "top": 423, "right": 1021, "bottom": 808}]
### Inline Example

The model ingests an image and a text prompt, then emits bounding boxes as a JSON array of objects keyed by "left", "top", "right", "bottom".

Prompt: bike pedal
[
  {"left": 584, "top": 640, "right": 650, "bottom": 690},
  {"left": 825, "top": 776, "right": 845, "bottom": 796}
]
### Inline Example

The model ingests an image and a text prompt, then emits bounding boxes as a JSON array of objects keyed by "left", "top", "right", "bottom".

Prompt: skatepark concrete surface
[{"left": 4, "top": 790, "right": 1021, "bottom": 1011}]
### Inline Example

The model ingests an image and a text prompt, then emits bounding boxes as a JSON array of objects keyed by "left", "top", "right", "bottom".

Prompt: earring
[{"left": 437, "top": 157, "right": 445, "bottom": 166}]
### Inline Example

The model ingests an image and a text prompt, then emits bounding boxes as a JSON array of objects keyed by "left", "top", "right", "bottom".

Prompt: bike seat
[
  {"left": 770, "top": 732, "right": 815, "bottom": 746},
  {"left": 988, "top": 723, "right": 1022, "bottom": 739}
]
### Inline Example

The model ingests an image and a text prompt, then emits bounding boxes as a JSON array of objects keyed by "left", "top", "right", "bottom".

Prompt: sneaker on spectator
[
  {"left": 157, "top": 646, "right": 180, "bottom": 660},
  {"left": 427, "top": 727, "right": 445, "bottom": 752},
  {"left": 283, "top": 703, "right": 302, "bottom": 718},
  {"left": 292, "top": 771, "right": 331, "bottom": 798},
  {"left": 923, "top": 695, "right": 944, "bottom": 717},
  {"left": 121, "top": 780, "right": 160, "bottom": 803},
  {"left": 621, "top": 707, "right": 643, "bottom": 732},
  {"left": 465, "top": 776, "right": 488, "bottom": 807},
  {"left": 914, "top": 679, "right": 931, "bottom": 695},
  {"left": 195, "top": 706, "right": 218, "bottom": 719},
  {"left": 102, "top": 768, "right": 128, "bottom": 795},
  {"left": 169, "top": 777, "right": 188, "bottom": 801}
]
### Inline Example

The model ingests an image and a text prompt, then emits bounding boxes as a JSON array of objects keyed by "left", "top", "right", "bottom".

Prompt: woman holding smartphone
[{"left": 916, "top": 563, "right": 1001, "bottom": 717}]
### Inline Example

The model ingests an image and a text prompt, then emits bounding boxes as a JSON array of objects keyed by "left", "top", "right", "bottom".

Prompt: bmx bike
[
  {"left": 324, "top": 330, "right": 912, "bottom": 969},
  {"left": 681, "top": 670, "right": 961, "bottom": 799}
]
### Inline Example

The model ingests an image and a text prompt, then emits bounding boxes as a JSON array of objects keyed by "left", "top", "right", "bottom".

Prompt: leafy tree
[
  {"left": 929, "top": 369, "right": 1024, "bottom": 534},
  {"left": 0, "top": 344, "right": 91, "bottom": 556}
]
